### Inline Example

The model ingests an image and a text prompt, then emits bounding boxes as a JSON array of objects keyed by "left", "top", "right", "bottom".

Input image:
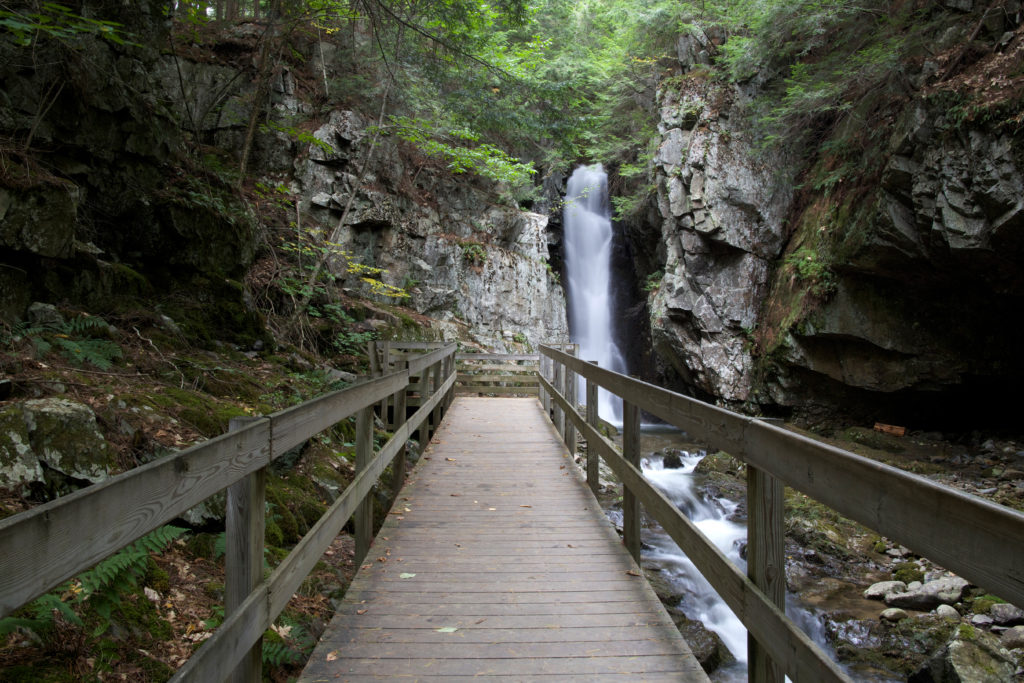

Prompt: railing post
[
  {"left": 539, "top": 353, "right": 550, "bottom": 412},
  {"left": 378, "top": 341, "right": 391, "bottom": 422},
  {"left": 586, "top": 361, "right": 599, "bottom": 495},
  {"left": 418, "top": 365, "right": 432, "bottom": 455},
  {"left": 226, "top": 416, "right": 265, "bottom": 683},
  {"left": 563, "top": 344, "right": 578, "bottom": 454},
  {"left": 622, "top": 399, "right": 641, "bottom": 564},
  {"left": 431, "top": 360, "right": 443, "bottom": 430},
  {"left": 390, "top": 360, "right": 408, "bottom": 503},
  {"left": 354, "top": 405, "right": 374, "bottom": 566},
  {"left": 748, "top": 463, "right": 785, "bottom": 683},
  {"left": 553, "top": 360, "right": 565, "bottom": 439},
  {"left": 444, "top": 351, "right": 455, "bottom": 410}
]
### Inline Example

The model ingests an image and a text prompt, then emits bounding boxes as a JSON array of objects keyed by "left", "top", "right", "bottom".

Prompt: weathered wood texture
[
  {"left": 299, "top": 397, "right": 708, "bottom": 682},
  {"left": 539, "top": 372, "right": 850, "bottom": 683},
  {"left": 540, "top": 345, "right": 1024, "bottom": 612},
  {"left": 455, "top": 354, "right": 540, "bottom": 397}
]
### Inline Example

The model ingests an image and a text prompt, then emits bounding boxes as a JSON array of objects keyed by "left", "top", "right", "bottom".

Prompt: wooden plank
[
  {"left": 622, "top": 399, "right": 641, "bottom": 564},
  {"left": 743, "top": 420, "right": 1024, "bottom": 609},
  {"left": 354, "top": 406, "right": 374, "bottom": 566},
  {"left": 456, "top": 386, "right": 540, "bottom": 396},
  {"left": 225, "top": 418, "right": 265, "bottom": 683},
  {"left": 540, "top": 345, "right": 747, "bottom": 454},
  {"left": 747, "top": 465, "right": 784, "bottom": 683},
  {"left": 0, "top": 419, "right": 271, "bottom": 617},
  {"left": 456, "top": 353, "right": 539, "bottom": 361},
  {"left": 169, "top": 581, "right": 270, "bottom": 683},
  {"left": 407, "top": 344, "right": 456, "bottom": 375},
  {"left": 304, "top": 655, "right": 701, "bottom": 676},
  {"left": 540, "top": 373, "right": 850, "bottom": 682},
  {"left": 457, "top": 363, "right": 539, "bottom": 373},
  {"left": 586, "top": 371, "right": 599, "bottom": 494},
  {"left": 386, "top": 341, "right": 447, "bottom": 350},
  {"left": 456, "top": 373, "right": 539, "bottom": 383},
  {"left": 299, "top": 397, "right": 707, "bottom": 682},
  {"left": 541, "top": 345, "right": 1024, "bottom": 612},
  {"left": 271, "top": 372, "right": 406, "bottom": 455}
]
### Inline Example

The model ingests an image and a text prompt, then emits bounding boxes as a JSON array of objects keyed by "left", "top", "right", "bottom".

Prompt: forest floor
[{"left": 0, "top": 308, "right": 386, "bottom": 682}]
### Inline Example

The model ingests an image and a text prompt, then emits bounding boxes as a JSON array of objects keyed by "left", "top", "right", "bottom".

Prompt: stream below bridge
[{"left": 596, "top": 426, "right": 902, "bottom": 682}]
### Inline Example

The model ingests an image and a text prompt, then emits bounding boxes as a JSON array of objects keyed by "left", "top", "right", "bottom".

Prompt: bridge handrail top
[{"left": 538, "top": 343, "right": 1024, "bottom": 609}]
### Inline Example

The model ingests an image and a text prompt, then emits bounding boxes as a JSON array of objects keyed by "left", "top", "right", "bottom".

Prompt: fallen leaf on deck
[
  {"left": 519, "top": 505, "right": 532, "bottom": 508},
  {"left": 626, "top": 569, "right": 641, "bottom": 577},
  {"left": 445, "top": 457, "right": 456, "bottom": 462},
  {"left": 356, "top": 609, "right": 368, "bottom": 615},
  {"left": 326, "top": 651, "right": 338, "bottom": 661},
  {"left": 399, "top": 573, "right": 416, "bottom": 579},
  {"left": 436, "top": 626, "right": 458, "bottom": 633},
  {"left": 488, "top": 507, "right": 497, "bottom": 511}
]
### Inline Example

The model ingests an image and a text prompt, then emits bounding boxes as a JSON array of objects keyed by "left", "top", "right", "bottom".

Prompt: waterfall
[{"left": 563, "top": 164, "right": 627, "bottom": 422}]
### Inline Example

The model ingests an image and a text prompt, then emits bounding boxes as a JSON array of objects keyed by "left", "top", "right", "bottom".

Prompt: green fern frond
[
  {"left": 261, "top": 639, "right": 301, "bottom": 667},
  {"left": 64, "top": 315, "right": 108, "bottom": 335}
]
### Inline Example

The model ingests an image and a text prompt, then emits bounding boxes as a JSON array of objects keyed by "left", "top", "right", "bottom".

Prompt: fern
[
  {"left": 52, "top": 337, "right": 123, "bottom": 370},
  {"left": 4, "top": 314, "right": 122, "bottom": 370},
  {"left": 0, "top": 592, "right": 81, "bottom": 644},
  {"left": 77, "top": 525, "right": 186, "bottom": 635},
  {"left": 262, "top": 639, "right": 302, "bottom": 667}
]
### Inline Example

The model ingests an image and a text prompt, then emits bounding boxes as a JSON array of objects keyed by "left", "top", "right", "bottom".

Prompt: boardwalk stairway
[{"left": 299, "top": 397, "right": 707, "bottom": 681}]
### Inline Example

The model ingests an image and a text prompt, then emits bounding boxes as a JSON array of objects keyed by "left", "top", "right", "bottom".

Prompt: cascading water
[
  {"left": 640, "top": 452, "right": 750, "bottom": 680},
  {"left": 633, "top": 440, "right": 842, "bottom": 682},
  {"left": 563, "top": 164, "right": 627, "bottom": 422}
]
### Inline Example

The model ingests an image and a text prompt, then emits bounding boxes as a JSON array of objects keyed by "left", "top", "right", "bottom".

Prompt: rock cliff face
[
  {"left": 0, "top": 15, "right": 567, "bottom": 351},
  {"left": 298, "top": 111, "right": 567, "bottom": 349},
  {"left": 630, "top": 26, "right": 1024, "bottom": 426}
]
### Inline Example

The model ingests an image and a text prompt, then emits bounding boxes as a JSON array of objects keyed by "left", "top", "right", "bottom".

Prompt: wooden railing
[
  {"left": 0, "top": 343, "right": 457, "bottom": 683},
  {"left": 538, "top": 344, "right": 1024, "bottom": 683},
  {"left": 455, "top": 352, "right": 541, "bottom": 396}
]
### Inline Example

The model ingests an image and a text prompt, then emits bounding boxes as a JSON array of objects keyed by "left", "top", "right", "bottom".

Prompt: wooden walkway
[{"left": 299, "top": 397, "right": 708, "bottom": 682}]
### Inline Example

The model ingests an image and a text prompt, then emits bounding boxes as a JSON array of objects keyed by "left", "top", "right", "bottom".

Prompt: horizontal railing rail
[
  {"left": 0, "top": 342, "right": 457, "bottom": 682},
  {"left": 539, "top": 344, "right": 1024, "bottom": 683},
  {"left": 455, "top": 352, "right": 540, "bottom": 396}
]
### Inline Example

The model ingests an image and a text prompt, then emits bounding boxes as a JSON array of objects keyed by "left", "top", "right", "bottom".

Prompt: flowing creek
[{"left": 601, "top": 427, "right": 893, "bottom": 682}]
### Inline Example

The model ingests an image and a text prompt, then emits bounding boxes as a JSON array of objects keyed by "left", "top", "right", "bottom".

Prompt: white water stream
[
  {"left": 631, "top": 436, "right": 840, "bottom": 682},
  {"left": 563, "top": 164, "right": 627, "bottom": 423},
  {"left": 640, "top": 449, "right": 750, "bottom": 680}
]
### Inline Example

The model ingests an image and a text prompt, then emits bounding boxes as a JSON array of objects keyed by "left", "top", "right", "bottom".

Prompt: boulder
[
  {"left": 887, "top": 577, "right": 970, "bottom": 610},
  {"left": 910, "top": 626, "right": 1016, "bottom": 682},
  {"left": 0, "top": 399, "right": 115, "bottom": 493},
  {"left": 0, "top": 185, "right": 79, "bottom": 258},
  {"left": 865, "top": 580, "right": 907, "bottom": 601},
  {"left": 989, "top": 603, "right": 1024, "bottom": 626},
  {"left": 1001, "top": 625, "right": 1024, "bottom": 649},
  {"left": 882, "top": 608, "right": 909, "bottom": 622}
]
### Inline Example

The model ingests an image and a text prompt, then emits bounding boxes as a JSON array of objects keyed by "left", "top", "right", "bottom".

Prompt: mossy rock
[
  {"left": 693, "top": 451, "right": 745, "bottom": 477},
  {"left": 892, "top": 562, "right": 925, "bottom": 584},
  {"left": 971, "top": 593, "right": 1007, "bottom": 614},
  {"left": 161, "top": 276, "right": 270, "bottom": 350},
  {"left": 145, "top": 386, "right": 248, "bottom": 437},
  {"left": 184, "top": 532, "right": 219, "bottom": 560},
  {"left": 840, "top": 426, "right": 905, "bottom": 453},
  {"left": 144, "top": 557, "right": 171, "bottom": 594}
]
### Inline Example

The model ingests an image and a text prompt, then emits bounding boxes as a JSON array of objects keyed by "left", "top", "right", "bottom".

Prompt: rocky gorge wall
[
  {"left": 626, "top": 21, "right": 1024, "bottom": 428},
  {"left": 0, "top": 10, "right": 568, "bottom": 351}
]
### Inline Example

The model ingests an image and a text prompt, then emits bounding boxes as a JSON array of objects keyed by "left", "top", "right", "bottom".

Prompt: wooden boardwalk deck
[{"left": 299, "top": 397, "right": 708, "bottom": 682}]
